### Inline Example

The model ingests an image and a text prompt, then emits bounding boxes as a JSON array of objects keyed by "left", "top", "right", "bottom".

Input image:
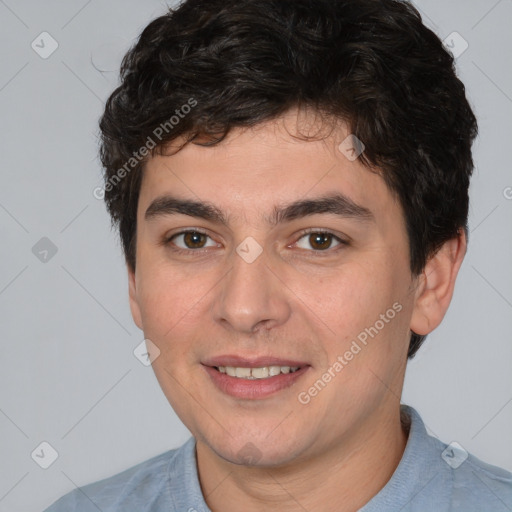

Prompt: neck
[{"left": 195, "top": 404, "right": 409, "bottom": 512}]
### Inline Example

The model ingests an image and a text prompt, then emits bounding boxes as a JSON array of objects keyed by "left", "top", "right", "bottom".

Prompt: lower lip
[{"left": 203, "top": 365, "right": 310, "bottom": 399}]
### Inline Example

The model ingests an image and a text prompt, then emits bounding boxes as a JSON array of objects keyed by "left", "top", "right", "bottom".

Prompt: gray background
[{"left": 0, "top": 1, "right": 511, "bottom": 510}]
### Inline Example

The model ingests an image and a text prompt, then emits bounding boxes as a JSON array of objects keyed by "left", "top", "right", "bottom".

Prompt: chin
[{"left": 204, "top": 429, "right": 309, "bottom": 468}]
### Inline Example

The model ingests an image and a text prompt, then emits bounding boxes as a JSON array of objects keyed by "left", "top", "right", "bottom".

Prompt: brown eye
[
  {"left": 183, "top": 231, "right": 207, "bottom": 248},
  {"left": 295, "top": 231, "right": 344, "bottom": 252},
  {"left": 169, "top": 230, "right": 216, "bottom": 250},
  {"left": 310, "top": 233, "right": 332, "bottom": 250}
]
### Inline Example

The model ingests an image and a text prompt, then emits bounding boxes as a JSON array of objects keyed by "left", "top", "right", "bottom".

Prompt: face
[{"left": 128, "top": 109, "right": 420, "bottom": 467}]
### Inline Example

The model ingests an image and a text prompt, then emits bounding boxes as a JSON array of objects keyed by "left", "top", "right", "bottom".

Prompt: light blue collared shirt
[{"left": 43, "top": 405, "right": 512, "bottom": 511}]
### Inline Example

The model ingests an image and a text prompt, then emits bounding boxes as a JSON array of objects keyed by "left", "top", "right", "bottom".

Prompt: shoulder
[
  {"left": 364, "top": 405, "right": 512, "bottom": 512},
  {"left": 447, "top": 446, "right": 512, "bottom": 510},
  {"left": 406, "top": 406, "right": 512, "bottom": 511},
  {"left": 42, "top": 440, "right": 191, "bottom": 512}
]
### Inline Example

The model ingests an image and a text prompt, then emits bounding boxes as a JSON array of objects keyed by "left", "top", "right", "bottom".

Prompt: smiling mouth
[
  {"left": 204, "top": 362, "right": 309, "bottom": 399},
  {"left": 215, "top": 365, "right": 302, "bottom": 379}
]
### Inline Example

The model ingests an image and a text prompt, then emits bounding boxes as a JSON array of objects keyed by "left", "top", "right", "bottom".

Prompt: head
[{"left": 98, "top": 0, "right": 477, "bottom": 465}]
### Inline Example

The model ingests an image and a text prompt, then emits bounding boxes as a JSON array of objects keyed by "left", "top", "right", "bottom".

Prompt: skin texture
[{"left": 128, "top": 108, "right": 466, "bottom": 512}]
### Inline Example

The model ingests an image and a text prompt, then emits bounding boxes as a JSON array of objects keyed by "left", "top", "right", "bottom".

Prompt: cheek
[
  {"left": 135, "top": 258, "right": 226, "bottom": 362},
  {"left": 137, "top": 263, "right": 197, "bottom": 337},
  {"left": 303, "top": 256, "right": 409, "bottom": 369},
  {"left": 293, "top": 258, "right": 396, "bottom": 337},
  {"left": 301, "top": 264, "right": 409, "bottom": 420}
]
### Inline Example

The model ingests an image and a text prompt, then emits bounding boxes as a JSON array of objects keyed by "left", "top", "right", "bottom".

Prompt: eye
[
  {"left": 294, "top": 230, "right": 346, "bottom": 252},
  {"left": 167, "top": 230, "right": 218, "bottom": 251},
  {"left": 164, "top": 228, "right": 348, "bottom": 256}
]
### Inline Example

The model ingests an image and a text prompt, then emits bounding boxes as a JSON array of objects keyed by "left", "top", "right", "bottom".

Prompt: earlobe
[
  {"left": 128, "top": 265, "right": 143, "bottom": 330},
  {"left": 410, "top": 229, "right": 467, "bottom": 336}
]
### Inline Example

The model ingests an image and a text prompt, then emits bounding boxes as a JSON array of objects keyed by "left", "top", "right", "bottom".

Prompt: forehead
[{"left": 137, "top": 112, "right": 401, "bottom": 231}]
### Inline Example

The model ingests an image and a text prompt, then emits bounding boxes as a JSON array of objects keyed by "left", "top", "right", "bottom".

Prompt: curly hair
[{"left": 98, "top": 0, "right": 478, "bottom": 358}]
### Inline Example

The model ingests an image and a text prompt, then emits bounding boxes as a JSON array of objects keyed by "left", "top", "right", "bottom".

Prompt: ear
[
  {"left": 410, "top": 229, "right": 467, "bottom": 336},
  {"left": 128, "top": 265, "right": 143, "bottom": 330}
]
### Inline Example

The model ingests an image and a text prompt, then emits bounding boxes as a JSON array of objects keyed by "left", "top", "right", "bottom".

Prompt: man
[{"left": 44, "top": 0, "right": 512, "bottom": 510}]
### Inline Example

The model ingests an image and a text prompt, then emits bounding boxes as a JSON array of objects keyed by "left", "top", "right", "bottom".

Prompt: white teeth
[
  {"left": 235, "top": 367, "right": 251, "bottom": 378},
  {"left": 268, "top": 365, "right": 281, "bottom": 376},
  {"left": 251, "top": 367, "right": 269, "bottom": 379},
  {"left": 216, "top": 365, "right": 301, "bottom": 379}
]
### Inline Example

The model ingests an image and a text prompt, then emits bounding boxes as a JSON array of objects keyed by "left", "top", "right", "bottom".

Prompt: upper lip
[{"left": 202, "top": 355, "right": 309, "bottom": 368}]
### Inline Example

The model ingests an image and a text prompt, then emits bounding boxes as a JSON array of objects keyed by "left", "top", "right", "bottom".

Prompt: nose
[{"left": 212, "top": 242, "right": 291, "bottom": 335}]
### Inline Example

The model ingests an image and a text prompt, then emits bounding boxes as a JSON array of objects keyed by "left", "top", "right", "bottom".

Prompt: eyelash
[{"left": 164, "top": 228, "right": 348, "bottom": 257}]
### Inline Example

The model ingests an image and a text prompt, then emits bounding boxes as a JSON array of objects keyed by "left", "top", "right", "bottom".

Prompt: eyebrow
[{"left": 144, "top": 193, "right": 375, "bottom": 226}]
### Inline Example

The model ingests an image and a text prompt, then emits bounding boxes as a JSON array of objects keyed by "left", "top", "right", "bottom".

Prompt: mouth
[
  {"left": 202, "top": 356, "right": 310, "bottom": 399},
  {"left": 215, "top": 365, "right": 301, "bottom": 379}
]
